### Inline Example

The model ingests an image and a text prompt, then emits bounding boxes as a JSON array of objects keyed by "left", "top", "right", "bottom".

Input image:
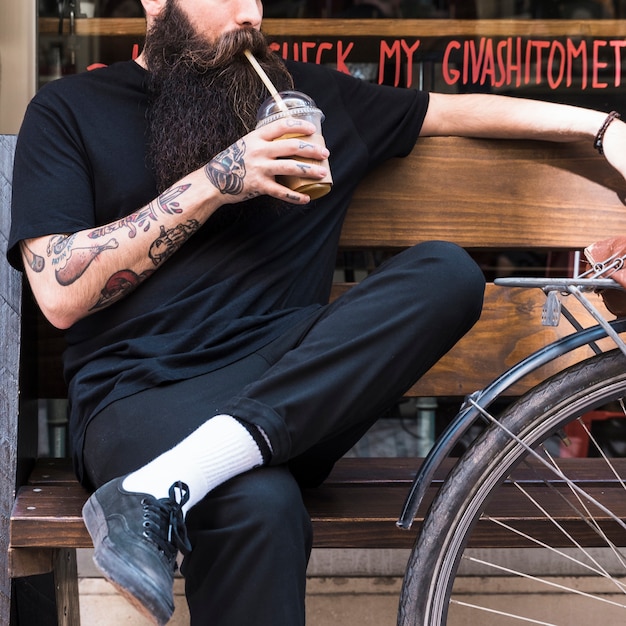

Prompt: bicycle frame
[{"left": 397, "top": 276, "right": 626, "bottom": 530}]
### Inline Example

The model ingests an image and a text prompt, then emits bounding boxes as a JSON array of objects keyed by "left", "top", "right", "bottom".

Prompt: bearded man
[{"left": 9, "top": 0, "right": 626, "bottom": 624}]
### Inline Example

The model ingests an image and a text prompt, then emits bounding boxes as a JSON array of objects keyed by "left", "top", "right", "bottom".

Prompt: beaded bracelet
[{"left": 593, "top": 110, "right": 621, "bottom": 155}]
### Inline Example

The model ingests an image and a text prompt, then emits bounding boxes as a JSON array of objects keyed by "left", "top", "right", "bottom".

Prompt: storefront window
[{"left": 37, "top": 0, "right": 626, "bottom": 112}]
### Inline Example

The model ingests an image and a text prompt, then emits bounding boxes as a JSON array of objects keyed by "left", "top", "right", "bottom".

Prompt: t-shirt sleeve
[
  {"left": 8, "top": 86, "right": 97, "bottom": 270},
  {"left": 329, "top": 68, "right": 429, "bottom": 165},
  {"left": 287, "top": 60, "right": 429, "bottom": 169}
]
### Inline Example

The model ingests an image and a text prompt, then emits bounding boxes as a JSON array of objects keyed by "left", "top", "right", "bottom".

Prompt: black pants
[{"left": 83, "top": 240, "right": 485, "bottom": 625}]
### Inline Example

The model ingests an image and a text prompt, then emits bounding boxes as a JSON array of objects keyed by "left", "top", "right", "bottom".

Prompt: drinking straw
[{"left": 243, "top": 49, "right": 290, "bottom": 114}]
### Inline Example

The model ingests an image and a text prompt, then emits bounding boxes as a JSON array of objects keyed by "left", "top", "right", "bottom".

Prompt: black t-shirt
[{"left": 9, "top": 59, "right": 428, "bottom": 460}]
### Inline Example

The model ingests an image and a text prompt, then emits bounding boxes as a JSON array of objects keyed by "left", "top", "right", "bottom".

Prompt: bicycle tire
[{"left": 399, "top": 348, "right": 626, "bottom": 626}]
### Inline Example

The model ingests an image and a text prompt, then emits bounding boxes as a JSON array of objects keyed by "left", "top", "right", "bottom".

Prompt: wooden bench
[{"left": 3, "top": 133, "right": 626, "bottom": 625}]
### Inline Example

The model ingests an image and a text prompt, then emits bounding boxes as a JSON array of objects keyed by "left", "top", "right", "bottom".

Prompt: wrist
[{"left": 593, "top": 111, "right": 621, "bottom": 155}]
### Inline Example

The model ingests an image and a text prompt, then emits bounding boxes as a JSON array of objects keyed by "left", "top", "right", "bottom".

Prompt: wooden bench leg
[
  {"left": 9, "top": 547, "right": 80, "bottom": 625},
  {"left": 53, "top": 548, "right": 80, "bottom": 626}
]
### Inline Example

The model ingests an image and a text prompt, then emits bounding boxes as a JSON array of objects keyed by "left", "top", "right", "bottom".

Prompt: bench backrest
[
  {"left": 341, "top": 137, "right": 626, "bottom": 249},
  {"left": 10, "top": 134, "right": 626, "bottom": 403}
]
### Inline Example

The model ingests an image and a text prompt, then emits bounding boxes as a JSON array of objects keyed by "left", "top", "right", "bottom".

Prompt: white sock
[{"left": 122, "top": 414, "right": 265, "bottom": 515}]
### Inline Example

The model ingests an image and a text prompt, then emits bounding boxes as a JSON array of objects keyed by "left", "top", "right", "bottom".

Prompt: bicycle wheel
[{"left": 399, "top": 348, "right": 626, "bottom": 626}]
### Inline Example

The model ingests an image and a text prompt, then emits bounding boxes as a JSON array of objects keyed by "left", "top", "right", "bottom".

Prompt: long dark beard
[{"left": 144, "top": 2, "right": 293, "bottom": 193}]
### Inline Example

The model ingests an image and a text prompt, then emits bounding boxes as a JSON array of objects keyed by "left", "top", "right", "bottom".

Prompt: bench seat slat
[
  {"left": 13, "top": 481, "right": 626, "bottom": 550},
  {"left": 11, "top": 485, "right": 91, "bottom": 548},
  {"left": 12, "top": 457, "right": 626, "bottom": 550}
]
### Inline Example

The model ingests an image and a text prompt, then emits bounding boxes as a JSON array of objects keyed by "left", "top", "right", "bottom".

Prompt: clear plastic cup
[{"left": 256, "top": 91, "right": 332, "bottom": 200}]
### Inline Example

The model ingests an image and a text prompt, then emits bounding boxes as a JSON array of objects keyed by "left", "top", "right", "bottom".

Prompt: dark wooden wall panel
[{"left": 0, "top": 134, "right": 20, "bottom": 626}]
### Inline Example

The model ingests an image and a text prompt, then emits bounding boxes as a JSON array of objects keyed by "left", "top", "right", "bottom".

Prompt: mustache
[
  {"left": 147, "top": 24, "right": 274, "bottom": 74},
  {"left": 195, "top": 28, "right": 274, "bottom": 69}
]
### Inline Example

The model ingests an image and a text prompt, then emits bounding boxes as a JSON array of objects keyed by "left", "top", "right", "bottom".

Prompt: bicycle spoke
[
  {"left": 463, "top": 555, "right": 626, "bottom": 609},
  {"left": 578, "top": 418, "right": 626, "bottom": 491},
  {"left": 482, "top": 516, "right": 624, "bottom": 582},
  {"left": 450, "top": 599, "right": 558, "bottom": 625},
  {"left": 461, "top": 556, "right": 626, "bottom": 610}
]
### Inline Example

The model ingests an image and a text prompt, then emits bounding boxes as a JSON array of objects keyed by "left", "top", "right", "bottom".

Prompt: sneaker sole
[{"left": 83, "top": 493, "right": 174, "bottom": 626}]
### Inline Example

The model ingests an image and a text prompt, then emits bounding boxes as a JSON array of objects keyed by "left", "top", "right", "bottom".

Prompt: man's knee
[
  {"left": 404, "top": 240, "right": 485, "bottom": 312},
  {"left": 435, "top": 240, "right": 484, "bottom": 303}
]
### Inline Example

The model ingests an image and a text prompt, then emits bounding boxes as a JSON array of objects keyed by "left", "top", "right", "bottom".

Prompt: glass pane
[{"left": 37, "top": 1, "right": 626, "bottom": 112}]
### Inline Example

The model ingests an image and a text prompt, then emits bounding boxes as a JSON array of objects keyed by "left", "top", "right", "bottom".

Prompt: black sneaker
[{"left": 82, "top": 477, "right": 192, "bottom": 625}]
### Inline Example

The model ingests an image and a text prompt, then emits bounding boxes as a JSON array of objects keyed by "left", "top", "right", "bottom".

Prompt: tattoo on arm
[
  {"left": 205, "top": 140, "right": 246, "bottom": 195},
  {"left": 88, "top": 184, "right": 191, "bottom": 240},
  {"left": 21, "top": 241, "right": 45, "bottom": 272},
  {"left": 48, "top": 234, "right": 119, "bottom": 287},
  {"left": 90, "top": 268, "right": 154, "bottom": 311},
  {"left": 149, "top": 219, "right": 200, "bottom": 266}
]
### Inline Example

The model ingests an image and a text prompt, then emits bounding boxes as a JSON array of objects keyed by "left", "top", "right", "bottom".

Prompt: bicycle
[{"left": 396, "top": 259, "right": 626, "bottom": 625}]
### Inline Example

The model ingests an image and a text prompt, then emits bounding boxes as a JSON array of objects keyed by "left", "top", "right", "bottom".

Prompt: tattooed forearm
[
  {"left": 205, "top": 140, "right": 246, "bottom": 195},
  {"left": 149, "top": 219, "right": 200, "bottom": 266},
  {"left": 88, "top": 184, "right": 191, "bottom": 240},
  {"left": 90, "top": 268, "right": 154, "bottom": 311},
  {"left": 21, "top": 241, "right": 45, "bottom": 272},
  {"left": 48, "top": 233, "right": 119, "bottom": 287},
  {"left": 88, "top": 220, "right": 198, "bottom": 311}
]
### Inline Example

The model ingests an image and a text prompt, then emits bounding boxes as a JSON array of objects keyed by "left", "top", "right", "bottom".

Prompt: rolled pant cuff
[{"left": 219, "top": 396, "right": 292, "bottom": 464}]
